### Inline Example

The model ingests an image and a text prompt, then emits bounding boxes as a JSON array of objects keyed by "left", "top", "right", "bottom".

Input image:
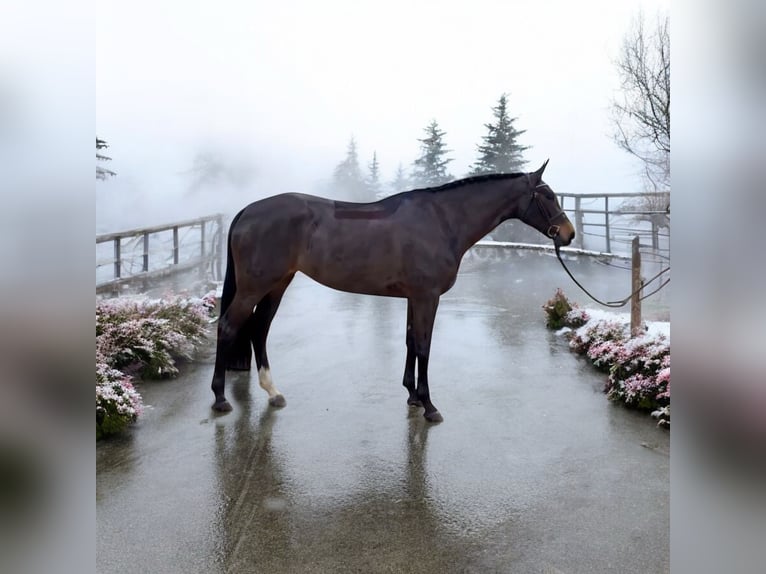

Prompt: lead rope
[{"left": 554, "top": 244, "right": 670, "bottom": 308}]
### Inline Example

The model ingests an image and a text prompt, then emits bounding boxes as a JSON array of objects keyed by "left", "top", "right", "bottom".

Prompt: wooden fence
[{"left": 96, "top": 214, "right": 226, "bottom": 294}]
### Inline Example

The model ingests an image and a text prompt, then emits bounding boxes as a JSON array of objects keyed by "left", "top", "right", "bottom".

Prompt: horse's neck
[{"left": 434, "top": 180, "right": 526, "bottom": 254}]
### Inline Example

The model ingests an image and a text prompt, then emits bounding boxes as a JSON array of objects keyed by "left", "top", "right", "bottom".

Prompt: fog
[
  {"left": 7, "top": 1, "right": 766, "bottom": 574},
  {"left": 96, "top": 0, "right": 669, "bottom": 231}
]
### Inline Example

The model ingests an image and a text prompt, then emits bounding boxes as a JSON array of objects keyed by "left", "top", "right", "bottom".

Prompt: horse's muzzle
[{"left": 554, "top": 223, "right": 575, "bottom": 247}]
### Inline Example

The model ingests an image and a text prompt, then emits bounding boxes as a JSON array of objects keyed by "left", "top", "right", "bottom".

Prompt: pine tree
[
  {"left": 366, "top": 151, "right": 382, "bottom": 199},
  {"left": 96, "top": 137, "right": 116, "bottom": 180},
  {"left": 332, "top": 137, "right": 368, "bottom": 201},
  {"left": 471, "top": 94, "right": 529, "bottom": 174},
  {"left": 412, "top": 120, "right": 453, "bottom": 187},
  {"left": 389, "top": 163, "right": 410, "bottom": 195}
]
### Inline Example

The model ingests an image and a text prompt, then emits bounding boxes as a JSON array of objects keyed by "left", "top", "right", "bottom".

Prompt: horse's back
[{"left": 237, "top": 192, "right": 317, "bottom": 218}]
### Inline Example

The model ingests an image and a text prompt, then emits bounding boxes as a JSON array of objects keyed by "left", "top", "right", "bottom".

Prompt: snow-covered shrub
[
  {"left": 569, "top": 318, "right": 627, "bottom": 354},
  {"left": 651, "top": 405, "right": 670, "bottom": 428},
  {"left": 97, "top": 355, "right": 143, "bottom": 440},
  {"left": 565, "top": 307, "right": 591, "bottom": 328},
  {"left": 561, "top": 308, "right": 670, "bottom": 427},
  {"left": 96, "top": 293, "right": 215, "bottom": 378},
  {"left": 96, "top": 293, "right": 216, "bottom": 439},
  {"left": 605, "top": 334, "right": 670, "bottom": 410},
  {"left": 543, "top": 288, "right": 590, "bottom": 330}
]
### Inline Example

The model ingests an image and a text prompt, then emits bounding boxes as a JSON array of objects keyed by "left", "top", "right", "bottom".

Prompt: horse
[{"left": 211, "top": 160, "right": 575, "bottom": 422}]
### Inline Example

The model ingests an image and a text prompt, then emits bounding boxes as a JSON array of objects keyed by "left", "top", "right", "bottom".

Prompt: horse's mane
[
  {"left": 423, "top": 172, "right": 525, "bottom": 192},
  {"left": 364, "top": 173, "right": 528, "bottom": 206},
  {"left": 406, "top": 172, "right": 526, "bottom": 195}
]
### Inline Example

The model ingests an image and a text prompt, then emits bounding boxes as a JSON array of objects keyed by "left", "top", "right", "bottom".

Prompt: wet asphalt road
[{"left": 97, "top": 252, "right": 669, "bottom": 574}]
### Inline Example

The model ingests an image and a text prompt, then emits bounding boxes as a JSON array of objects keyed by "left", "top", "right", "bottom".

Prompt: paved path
[{"left": 97, "top": 253, "right": 669, "bottom": 573}]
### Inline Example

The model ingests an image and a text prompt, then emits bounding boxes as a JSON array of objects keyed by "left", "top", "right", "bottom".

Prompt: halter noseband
[{"left": 522, "top": 179, "right": 567, "bottom": 239}]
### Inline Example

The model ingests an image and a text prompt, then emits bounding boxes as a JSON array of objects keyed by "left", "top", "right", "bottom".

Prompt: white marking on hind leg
[{"left": 258, "top": 367, "right": 282, "bottom": 399}]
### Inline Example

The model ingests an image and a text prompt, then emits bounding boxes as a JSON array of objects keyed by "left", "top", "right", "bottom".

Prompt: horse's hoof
[
  {"left": 407, "top": 398, "right": 423, "bottom": 408},
  {"left": 269, "top": 394, "right": 287, "bottom": 408},
  {"left": 424, "top": 410, "right": 443, "bottom": 423},
  {"left": 212, "top": 400, "right": 233, "bottom": 412}
]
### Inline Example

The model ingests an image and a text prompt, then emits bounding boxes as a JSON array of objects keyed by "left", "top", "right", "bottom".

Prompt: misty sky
[{"left": 97, "top": 0, "right": 669, "bottom": 228}]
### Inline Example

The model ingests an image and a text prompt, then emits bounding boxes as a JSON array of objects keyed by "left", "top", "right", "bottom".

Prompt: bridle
[{"left": 521, "top": 179, "right": 568, "bottom": 239}]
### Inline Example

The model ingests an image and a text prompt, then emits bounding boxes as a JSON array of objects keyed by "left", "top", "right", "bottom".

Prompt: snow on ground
[
  {"left": 646, "top": 319, "right": 670, "bottom": 340},
  {"left": 589, "top": 308, "right": 668, "bottom": 340},
  {"left": 558, "top": 307, "right": 670, "bottom": 341}
]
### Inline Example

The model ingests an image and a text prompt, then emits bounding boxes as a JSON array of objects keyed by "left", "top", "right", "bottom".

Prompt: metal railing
[
  {"left": 556, "top": 192, "right": 670, "bottom": 258},
  {"left": 95, "top": 193, "right": 670, "bottom": 294}
]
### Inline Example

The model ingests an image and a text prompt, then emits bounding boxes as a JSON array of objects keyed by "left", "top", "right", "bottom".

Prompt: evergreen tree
[
  {"left": 412, "top": 120, "right": 453, "bottom": 187},
  {"left": 332, "top": 137, "right": 368, "bottom": 202},
  {"left": 96, "top": 137, "right": 116, "bottom": 180},
  {"left": 366, "top": 151, "right": 382, "bottom": 199},
  {"left": 471, "top": 94, "right": 529, "bottom": 174},
  {"left": 389, "top": 163, "right": 410, "bottom": 195}
]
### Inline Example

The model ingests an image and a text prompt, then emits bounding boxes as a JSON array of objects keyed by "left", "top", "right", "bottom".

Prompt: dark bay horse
[{"left": 211, "top": 160, "right": 574, "bottom": 422}]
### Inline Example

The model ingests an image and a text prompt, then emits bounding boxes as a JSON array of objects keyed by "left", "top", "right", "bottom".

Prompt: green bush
[{"left": 542, "top": 288, "right": 589, "bottom": 330}]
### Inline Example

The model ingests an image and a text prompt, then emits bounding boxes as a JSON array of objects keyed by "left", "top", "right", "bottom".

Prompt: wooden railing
[{"left": 96, "top": 214, "right": 226, "bottom": 294}]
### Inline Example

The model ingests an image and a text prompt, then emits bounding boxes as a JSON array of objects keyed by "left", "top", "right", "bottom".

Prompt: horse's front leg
[
  {"left": 411, "top": 295, "right": 443, "bottom": 423},
  {"left": 402, "top": 300, "right": 421, "bottom": 407}
]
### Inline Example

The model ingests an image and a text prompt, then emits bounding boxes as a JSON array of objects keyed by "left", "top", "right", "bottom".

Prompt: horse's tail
[
  {"left": 220, "top": 208, "right": 253, "bottom": 371},
  {"left": 219, "top": 209, "right": 242, "bottom": 319}
]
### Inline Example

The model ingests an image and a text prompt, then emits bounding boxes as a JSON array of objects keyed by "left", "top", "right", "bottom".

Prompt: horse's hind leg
[
  {"left": 211, "top": 292, "right": 262, "bottom": 412},
  {"left": 226, "top": 315, "right": 255, "bottom": 371},
  {"left": 250, "top": 274, "right": 294, "bottom": 407}
]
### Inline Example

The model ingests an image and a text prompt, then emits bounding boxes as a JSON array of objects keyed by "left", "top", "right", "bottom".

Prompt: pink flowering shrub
[
  {"left": 565, "top": 312, "right": 670, "bottom": 426},
  {"left": 96, "top": 293, "right": 216, "bottom": 439},
  {"left": 96, "top": 355, "right": 144, "bottom": 440},
  {"left": 565, "top": 307, "right": 591, "bottom": 328},
  {"left": 605, "top": 335, "right": 670, "bottom": 408},
  {"left": 97, "top": 293, "right": 215, "bottom": 377},
  {"left": 569, "top": 319, "right": 627, "bottom": 354}
]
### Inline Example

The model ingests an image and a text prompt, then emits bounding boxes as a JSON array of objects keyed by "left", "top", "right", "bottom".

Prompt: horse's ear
[{"left": 529, "top": 159, "right": 549, "bottom": 186}]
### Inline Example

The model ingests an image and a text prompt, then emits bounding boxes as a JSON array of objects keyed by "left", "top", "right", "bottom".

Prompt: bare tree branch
[{"left": 612, "top": 11, "right": 670, "bottom": 193}]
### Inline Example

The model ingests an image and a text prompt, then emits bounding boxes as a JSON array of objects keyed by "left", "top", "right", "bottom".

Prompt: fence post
[
  {"left": 574, "top": 196, "right": 584, "bottom": 249},
  {"left": 651, "top": 220, "right": 659, "bottom": 251},
  {"left": 630, "top": 236, "right": 643, "bottom": 337},
  {"left": 216, "top": 215, "right": 224, "bottom": 281},
  {"left": 142, "top": 232, "right": 149, "bottom": 272},
  {"left": 604, "top": 196, "right": 611, "bottom": 253},
  {"left": 173, "top": 227, "right": 179, "bottom": 264},
  {"left": 113, "top": 238, "right": 121, "bottom": 279},
  {"left": 201, "top": 220, "right": 206, "bottom": 258}
]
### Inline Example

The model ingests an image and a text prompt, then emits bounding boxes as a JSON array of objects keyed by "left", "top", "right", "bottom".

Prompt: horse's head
[{"left": 519, "top": 160, "right": 576, "bottom": 247}]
